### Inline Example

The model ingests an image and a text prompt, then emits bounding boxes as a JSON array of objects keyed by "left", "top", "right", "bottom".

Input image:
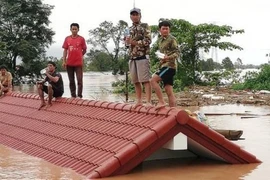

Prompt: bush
[{"left": 232, "top": 64, "right": 270, "bottom": 90}]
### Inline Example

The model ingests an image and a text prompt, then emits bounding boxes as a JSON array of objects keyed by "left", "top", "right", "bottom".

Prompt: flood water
[{"left": 1, "top": 72, "right": 269, "bottom": 180}]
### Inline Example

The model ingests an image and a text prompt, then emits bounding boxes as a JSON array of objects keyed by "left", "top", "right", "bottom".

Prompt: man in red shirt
[{"left": 62, "top": 23, "right": 87, "bottom": 98}]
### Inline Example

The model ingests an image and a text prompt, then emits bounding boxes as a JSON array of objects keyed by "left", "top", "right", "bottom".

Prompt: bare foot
[
  {"left": 155, "top": 103, "right": 166, "bottom": 110},
  {"left": 144, "top": 102, "right": 153, "bottom": 110},
  {"left": 5, "top": 91, "right": 12, "bottom": 96},
  {"left": 38, "top": 103, "right": 46, "bottom": 110},
  {"left": 45, "top": 103, "right": 52, "bottom": 109},
  {"left": 131, "top": 102, "right": 143, "bottom": 110}
]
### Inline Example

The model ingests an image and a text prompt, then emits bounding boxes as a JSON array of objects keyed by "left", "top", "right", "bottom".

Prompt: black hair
[
  {"left": 158, "top": 20, "right": 171, "bottom": 29},
  {"left": 70, "top": 23, "right": 80, "bottom": 29},
  {"left": 47, "top": 61, "right": 56, "bottom": 68},
  {"left": 0, "top": 65, "right": 8, "bottom": 71}
]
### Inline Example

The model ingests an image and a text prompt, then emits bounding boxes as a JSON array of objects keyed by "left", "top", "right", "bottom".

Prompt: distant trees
[
  {"left": 87, "top": 20, "right": 128, "bottom": 74},
  {"left": 233, "top": 64, "right": 270, "bottom": 90},
  {"left": 85, "top": 50, "right": 112, "bottom": 71},
  {"left": 222, "top": 57, "right": 234, "bottom": 70},
  {"left": 0, "top": 0, "right": 55, "bottom": 70},
  {"left": 234, "top": 58, "right": 243, "bottom": 69},
  {"left": 200, "top": 58, "right": 222, "bottom": 71}
]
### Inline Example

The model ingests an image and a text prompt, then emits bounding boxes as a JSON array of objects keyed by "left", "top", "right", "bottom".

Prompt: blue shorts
[{"left": 155, "top": 67, "right": 176, "bottom": 86}]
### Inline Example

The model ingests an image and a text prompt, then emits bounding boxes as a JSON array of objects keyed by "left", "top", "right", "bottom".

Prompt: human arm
[
  {"left": 82, "top": 37, "right": 87, "bottom": 55},
  {"left": 62, "top": 37, "right": 68, "bottom": 69},
  {"left": 45, "top": 70, "right": 59, "bottom": 83},
  {"left": 129, "top": 23, "right": 152, "bottom": 47},
  {"left": 62, "top": 49, "right": 68, "bottom": 69},
  {"left": 36, "top": 75, "right": 47, "bottom": 84}
]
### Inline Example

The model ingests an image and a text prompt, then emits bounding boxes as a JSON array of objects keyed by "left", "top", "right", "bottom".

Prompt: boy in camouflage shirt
[{"left": 150, "top": 21, "right": 180, "bottom": 109}]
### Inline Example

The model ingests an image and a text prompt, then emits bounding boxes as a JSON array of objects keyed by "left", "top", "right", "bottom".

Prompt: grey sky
[{"left": 43, "top": 0, "right": 270, "bottom": 65}]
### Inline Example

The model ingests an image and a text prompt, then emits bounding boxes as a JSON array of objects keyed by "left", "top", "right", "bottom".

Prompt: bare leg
[
  {"left": 37, "top": 83, "right": 46, "bottom": 110},
  {"left": 165, "top": 85, "right": 176, "bottom": 107},
  {"left": 0, "top": 85, "right": 3, "bottom": 97},
  {"left": 143, "top": 81, "right": 152, "bottom": 108},
  {"left": 132, "top": 82, "right": 143, "bottom": 109},
  {"left": 47, "top": 84, "right": 53, "bottom": 107},
  {"left": 150, "top": 74, "right": 166, "bottom": 110}
]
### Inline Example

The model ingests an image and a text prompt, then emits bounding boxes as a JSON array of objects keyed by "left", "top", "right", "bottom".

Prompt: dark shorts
[
  {"left": 43, "top": 85, "right": 63, "bottom": 97},
  {"left": 155, "top": 67, "right": 176, "bottom": 86}
]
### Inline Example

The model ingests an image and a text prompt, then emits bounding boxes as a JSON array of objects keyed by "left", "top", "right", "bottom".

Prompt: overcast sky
[{"left": 43, "top": 0, "right": 270, "bottom": 65}]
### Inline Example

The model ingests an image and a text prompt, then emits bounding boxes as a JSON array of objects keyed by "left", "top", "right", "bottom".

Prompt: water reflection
[{"left": 1, "top": 73, "right": 270, "bottom": 180}]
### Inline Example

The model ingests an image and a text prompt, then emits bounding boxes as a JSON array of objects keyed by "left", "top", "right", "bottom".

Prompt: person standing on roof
[
  {"left": 150, "top": 20, "right": 180, "bottom": 109},
  {"left": 125, "top": 7, "right": 152, "bottom": 109},
  {"left": 62, "top": 23, "right": 87, "bottom": 98}
]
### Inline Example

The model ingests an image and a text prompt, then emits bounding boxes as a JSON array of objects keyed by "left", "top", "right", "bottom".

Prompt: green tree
[
  {"left": 222, "top": 57, "right": 234, "bottom": 70},
  {"left": 234, "top": 57, "right": 243, "bottom": 69},
  {"left": 151, "top": 19, "right": 244, "bottom": 88},
  {"left": 87, "top": 20, "right": 128, "bottom": 74},
  {"left": 233, "top": 64, "right": 270, "bottom": 90},
  {"left": 0, "top": 0, "right": 55, "bottom": 70},
  {"left": 86, "top": 49, "right": 112, "bottom": 71},
  {"left": 200, "top": 58, "right": 215, "bottom": 71}
]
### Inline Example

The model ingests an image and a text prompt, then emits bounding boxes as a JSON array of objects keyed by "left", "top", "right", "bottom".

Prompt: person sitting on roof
[
  {"left": 37, "top": 61, "right": 64, "bottom": 110},
  {"left": 0, "top": 65, "right": 13, "bottom": 96}
]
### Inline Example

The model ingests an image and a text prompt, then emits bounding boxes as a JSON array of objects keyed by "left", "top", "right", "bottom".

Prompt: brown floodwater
[{"left": 1, "top": 72, "right": 269, "bottom": 180}]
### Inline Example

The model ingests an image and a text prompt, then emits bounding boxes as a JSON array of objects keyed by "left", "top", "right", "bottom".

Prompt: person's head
[
  {"left": 47, "top": 61, "right": 57, "bottom": 73},
  {"left": 158, "top": 20, "right": 171, "bottom": 37},
  {"left": 0, "top": 65, "right": 8, "bottom": 75},
  {"left": 70, "top": 23, "right": 80, "bottom": 36},
  {"left": 130, "top": 8, "right": 141, "bottom": 24}
]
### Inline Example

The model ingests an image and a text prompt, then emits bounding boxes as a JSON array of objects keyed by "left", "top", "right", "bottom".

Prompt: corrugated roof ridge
[
  {"left": 87, "top": 114, "right": 179, "bottom": 178},
  {"left": 0, "top": 131, "right": 99, "bottom": 167},
  {"left": 8, "top": 92, "right": 180, "bottom": 117},
  {"left": 2, "top": 92, "right": 187, "bottom": 178},
  {"left": 45, "top": 107, "right": 166, "bottom": 130},
  {"left": 0, "top": 118, "right": 116, "bottom": 154},
  {"left": 5, "top": 92, "right": 181, "bottom": 132},
  {"left": 1, "top": 107, "right": 134, "bottom": 143}
]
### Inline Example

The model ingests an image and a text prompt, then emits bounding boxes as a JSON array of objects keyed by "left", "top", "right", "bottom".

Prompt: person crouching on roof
[
  {"left": 37, "top": 61, "right": 64, "bottom": 110},
  {"left": 0, "top": 65, "right": 13, "bottom": 96}
]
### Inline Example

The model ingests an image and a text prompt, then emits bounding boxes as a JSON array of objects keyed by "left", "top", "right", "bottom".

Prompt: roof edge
[
  {"left": 176, "top": 110, "right": 261, "bottom": 164},
  {"left": 6, "top": 92, "right": 180, "bottom": 116}
]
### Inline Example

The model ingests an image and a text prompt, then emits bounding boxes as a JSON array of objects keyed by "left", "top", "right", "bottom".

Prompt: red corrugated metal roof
[{"left": 0, "top": 92, "right": 261, "bottom": 178}]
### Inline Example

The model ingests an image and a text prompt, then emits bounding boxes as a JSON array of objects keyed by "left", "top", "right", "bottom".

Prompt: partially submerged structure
[{"left": 0, "top": 93, "right": 261, "bottom": 178}]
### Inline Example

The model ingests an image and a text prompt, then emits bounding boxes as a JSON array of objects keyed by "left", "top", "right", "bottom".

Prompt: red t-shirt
[{"left": 62, "top": 35, "right": 87, "bottom": 66}]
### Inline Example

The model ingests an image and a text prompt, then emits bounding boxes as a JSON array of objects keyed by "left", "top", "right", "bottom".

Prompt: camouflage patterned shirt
[
  {"left": 158, "top": 34, "right": 180, "bottom": 69},
  {"left": 129, "top": 22, "right": 152, "bottom": 58}
]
